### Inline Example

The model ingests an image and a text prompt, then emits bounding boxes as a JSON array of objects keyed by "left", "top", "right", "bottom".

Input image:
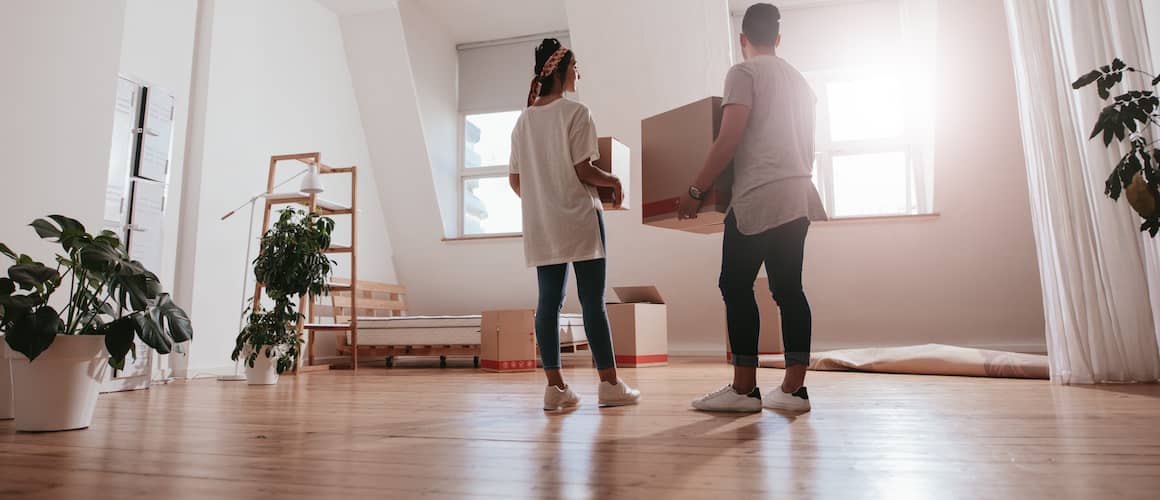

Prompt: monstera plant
[
  {"left": 0, "top": 215, "right": 193, "bottom": 369},
  {"left": 1072, "top": 58, "right": 1160, "bottom": 236}
]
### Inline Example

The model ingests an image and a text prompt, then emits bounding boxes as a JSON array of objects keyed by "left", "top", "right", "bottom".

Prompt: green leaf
[
  {"left": 0, "top": 243, "right": 15, "bottom": 261},
  {"left": 98, "top": 316, "right": 137, "bottom": 370},
  {"left": 1112, "top": 58, "right": 1126, "bottom": 71},
  {"left": 133, "top": 310, "right": 174, "bottom": 355},
  {"left": 0, "top": 278, "right": 14, "bottom": 296},
  {"left": 0, "top": 293, "right": 45, "bottom": 309},
  {"left": 1152, "top": 74, "right": 1160, "bottom": 86},
  {"left": 1107, "top": 169, "right": 1123, "bottom": 200},
  {"left": 8, "top": 263, "right": 60, "bottom": 290},
  {"left": 4, "top": 306, "right": 63, "bottom": 361},
  {"left": 1073, "top": 70, "right": 1102, "bottom": 89},
  {"left": 156, "top": 293, "right": 193, "bottom": 344}
]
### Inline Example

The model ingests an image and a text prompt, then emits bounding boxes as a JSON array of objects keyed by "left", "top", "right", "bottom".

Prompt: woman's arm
[
  {"left": 509, "top": 173, "right": 521, "bottom": 197},
  {"left": 574, "top": 160, "right": 623, "bottom": 208}
]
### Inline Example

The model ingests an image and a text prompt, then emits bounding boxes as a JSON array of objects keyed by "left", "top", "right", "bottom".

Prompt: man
[{"left": 681, "top": 3, "right": 827, "bottom": 413}]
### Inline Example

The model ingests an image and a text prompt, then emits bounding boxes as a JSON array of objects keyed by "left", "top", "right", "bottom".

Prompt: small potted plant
[
  {"left": 0, "top": 216, "right": 192, "bottom": 431},
  {"left": 231, "top": 208, "right": 334, "bottom": 385}
]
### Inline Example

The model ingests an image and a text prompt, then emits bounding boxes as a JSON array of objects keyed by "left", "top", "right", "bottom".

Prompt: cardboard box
[
  {"left": 480, "top": 310, "right": 537, "bottom": 372},
  {"left": 641, "top": 97, "right": 733, "bottom": 234},
  {"left": 724, "top": 277, "right": 785, "bottom": 361},
  {"left": 607, "top": 286, "right": 668, "bottom": 367},
  {"left": 593, "top": 137, "right": 630, "bottom": 211}
]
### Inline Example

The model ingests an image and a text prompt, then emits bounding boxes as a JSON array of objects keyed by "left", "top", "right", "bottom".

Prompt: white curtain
[{"left": 1004, "top": 0, "right": 1160, "bottom": 384}]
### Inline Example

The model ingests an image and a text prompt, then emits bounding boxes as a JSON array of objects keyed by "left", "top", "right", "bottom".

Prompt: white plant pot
[
  {"left": 1, "top": 335, "right": 13, "bottom": 420},
  {"left": 245, "top": 347, "right": 280, "bottom": 385},
  {"left": 5, "top": 335, "right": 109, "bottom": 432}
]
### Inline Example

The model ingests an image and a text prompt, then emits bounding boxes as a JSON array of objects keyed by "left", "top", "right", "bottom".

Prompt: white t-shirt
[
  {"left": 509, "top": 98, "right": 605, "bottom": 268},
  {"left": 723, "top": 55, "right": 828, "bottom": 235}
]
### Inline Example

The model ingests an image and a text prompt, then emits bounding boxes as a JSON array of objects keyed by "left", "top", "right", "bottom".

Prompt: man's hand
[{"left": 678, "top": 191, "right": 702, "bottom": 220}]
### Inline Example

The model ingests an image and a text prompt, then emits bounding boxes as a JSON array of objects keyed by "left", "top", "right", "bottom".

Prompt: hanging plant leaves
[
  {"left": 98, "top": 315, "right": 138, "bottom": 370},
  {"left": 0, "top": 243, "right": 15, "bottom": 261},
  {"left": 156, "top": 293, "right": 193, "bottom": 344},
  {"left": 1073, "top": 70, "right": 1101, "bottom": 89}
]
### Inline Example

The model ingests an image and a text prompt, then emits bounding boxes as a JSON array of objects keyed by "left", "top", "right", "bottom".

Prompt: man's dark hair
[{"left": 742, "top": 3, "right": 781, "bottom": 46}]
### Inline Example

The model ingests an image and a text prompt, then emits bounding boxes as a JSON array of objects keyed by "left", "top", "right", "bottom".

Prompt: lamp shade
[{"left": 300, "top": 163, "right": 324, "bottom": 194}]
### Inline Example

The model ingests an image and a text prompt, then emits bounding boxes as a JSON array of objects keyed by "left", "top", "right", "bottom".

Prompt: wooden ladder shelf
[{"left": 253, "top": 152, "right": 361, "bottom": 372}]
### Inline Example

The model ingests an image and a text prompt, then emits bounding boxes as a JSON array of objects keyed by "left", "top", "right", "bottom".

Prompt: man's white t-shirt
[{"left": 509, "top": 98, "right": 605, "bottom": 268}]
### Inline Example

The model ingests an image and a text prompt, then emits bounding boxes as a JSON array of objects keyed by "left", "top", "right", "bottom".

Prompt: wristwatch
[{"left": 688, "top": 184, "right": 707, "bottom": 201}]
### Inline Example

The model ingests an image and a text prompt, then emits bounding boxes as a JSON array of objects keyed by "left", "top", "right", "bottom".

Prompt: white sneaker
[
  {"left": 763, "top": 386, "right": 811, "bottom": 413},
  {"left": 544, "top": 385, "right": 580, "bottom": 411},
  {"left": 598, "top": 378, "right": 641, "bottom": 407},
  {"left": 691, "top": 385, "right": 762, "bottom": 413}
]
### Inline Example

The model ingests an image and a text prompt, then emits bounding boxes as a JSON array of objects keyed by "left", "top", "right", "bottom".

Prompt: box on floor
[{"left": 607, "top": 286, "right": 669, "bottom": 367}]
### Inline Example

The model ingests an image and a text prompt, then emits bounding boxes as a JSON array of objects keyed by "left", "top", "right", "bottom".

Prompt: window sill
[
  {"left": 818, "top": 212, "right": 940, "bottom": 224},
  {"left": 442, "top": 233, "right": 523, "bottom": 242}
]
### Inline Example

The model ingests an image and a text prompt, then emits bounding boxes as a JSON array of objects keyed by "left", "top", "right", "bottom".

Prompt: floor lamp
[{"left": 217, "top": 163, "right": 325, "bottom": 381}]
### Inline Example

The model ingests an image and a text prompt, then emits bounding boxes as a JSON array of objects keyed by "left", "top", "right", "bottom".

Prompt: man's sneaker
[
  {"left": 763, "top": 386, "right": 811, "bottom": 412},
  {"left": 691, "top": 385, "right": 762, "bottom": 412},
  {"left": 598, "top": 378, "right": 641, "bottom": 407},
  {"left": 544, "top": 385, "right": 580, "bottom": 411}
]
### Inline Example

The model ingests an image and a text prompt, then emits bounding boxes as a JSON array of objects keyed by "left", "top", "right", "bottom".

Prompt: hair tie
[{"left": 527, "top": 46, "right": 570, "bottom": 107}]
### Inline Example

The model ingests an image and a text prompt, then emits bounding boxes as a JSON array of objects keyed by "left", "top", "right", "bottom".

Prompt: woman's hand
[
  {"left": 611, "top": 178, "right": 624, "bottom": 209},
  {"left": 678, "top": 192, "right": 702, "bottom": 220}
]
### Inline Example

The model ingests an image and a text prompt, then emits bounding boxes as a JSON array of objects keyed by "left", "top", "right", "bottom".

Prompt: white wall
[
  {"left": 352, "top": 0, "right": 1044, "bottom": 354},
  {"left": 0, "top": 1, "right": 127, "bottom": 262},
  {"left": 398, "top": 0, "right": 460, "bottom": 238},
  {"left": 174, "top": 0, "right": 397, "bottom": 376},
  {"left": 119, "top": 0, "right": 199, "bottom": 291}
]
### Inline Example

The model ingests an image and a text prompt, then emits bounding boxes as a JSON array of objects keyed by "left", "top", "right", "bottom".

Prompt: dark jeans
[
  {"left": 535, "top": 212, "right": 616, "bottom": 371},
  {"left": 720, "top": 212, "right": 812, "bottom": 368}
]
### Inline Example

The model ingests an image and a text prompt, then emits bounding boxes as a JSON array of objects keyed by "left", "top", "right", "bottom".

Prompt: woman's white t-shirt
[{"left": 509, "top": 98, "right": 604, "bottom": 268}]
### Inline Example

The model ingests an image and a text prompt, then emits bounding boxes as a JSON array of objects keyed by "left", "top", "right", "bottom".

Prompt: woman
[{"left": 508, "top": 39, "right": 640, "bottom": 410}]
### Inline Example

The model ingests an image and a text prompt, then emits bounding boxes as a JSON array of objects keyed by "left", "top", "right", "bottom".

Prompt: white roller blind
[{"left": 459, "top": 35, "right": 571, "bottom": 113}]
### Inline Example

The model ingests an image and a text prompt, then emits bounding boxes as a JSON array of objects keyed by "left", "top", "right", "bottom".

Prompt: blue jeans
[{"left": 535, "top": 212, "right": 616, "bottom": 371}]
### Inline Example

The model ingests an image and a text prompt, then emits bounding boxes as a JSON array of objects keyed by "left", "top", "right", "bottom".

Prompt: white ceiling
[
  {"left": 315, "top": 0, "right": 569, "bottom": 45},
  {"left": 729, "top": 0, "right": 877, "bottom": 15}
]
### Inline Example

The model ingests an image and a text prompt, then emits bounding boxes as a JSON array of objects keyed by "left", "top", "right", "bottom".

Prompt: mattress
[{"left": 344, "top": 314, "right": 587, "bottom": 346}]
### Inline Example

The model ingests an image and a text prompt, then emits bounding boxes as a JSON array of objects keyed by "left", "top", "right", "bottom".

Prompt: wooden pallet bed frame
[{"left": 308, "top": 280, "right": 590, "bottom": 369}]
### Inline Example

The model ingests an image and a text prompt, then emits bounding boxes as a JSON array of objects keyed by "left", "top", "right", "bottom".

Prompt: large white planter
[
  {"left": 245, "top": 347, "right": 280, "bottom": 385},
  {"left": 5, "top": 335, "right": 109, "bottom": 432},
  {"left": 1, "top": 335, "right": 12, "bottom": 420}
]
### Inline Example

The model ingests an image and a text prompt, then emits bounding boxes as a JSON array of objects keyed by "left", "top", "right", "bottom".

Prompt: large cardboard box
[
  {"left": 480, "top": 310, "right": 537, "bottom": 372},
  {"left": 725, "top": 277, "right": 785, "bottom": 361},
  {"left": 641, "top": 97, "right": 733, "bottom": 234},
  {"left": 593, "top": 137, "right": 630, "bottom": 210},
  {"left": 607, "top": 286, "right": 668, "bottom": 367}
]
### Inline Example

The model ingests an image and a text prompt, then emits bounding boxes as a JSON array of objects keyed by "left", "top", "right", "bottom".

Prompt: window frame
[
  {"left": 458, "top": 108, "right": 523, "bottom": 238},
  {"left": 808, "top": 69, "right": 929, "bottom": 218}
]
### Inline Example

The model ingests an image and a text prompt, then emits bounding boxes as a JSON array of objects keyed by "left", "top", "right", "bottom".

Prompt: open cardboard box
[
  {"left": 593, "top": 137, "right": 630, "bottom": 211},
  {"left": 641, "top": 97, "right": 732, "bottom": 234},
  {"left": 607, "top": 286, "right": 669, "bottom": 367}
]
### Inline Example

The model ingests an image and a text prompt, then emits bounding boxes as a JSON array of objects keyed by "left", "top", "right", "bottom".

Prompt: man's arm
[{"left": 678, "top": 104, "right": 751, "bottom": 219}]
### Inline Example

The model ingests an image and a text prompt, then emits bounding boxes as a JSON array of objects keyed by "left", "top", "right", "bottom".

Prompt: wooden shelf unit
[{"left": 253, "top": 152, "right": 361, "bottom": 372}]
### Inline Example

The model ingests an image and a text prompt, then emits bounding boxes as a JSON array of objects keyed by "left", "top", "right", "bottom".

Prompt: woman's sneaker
[
  {"left": 691, "top": 385, "right": 762, "bottom": 412},
  {"left": 544, "top": 385, "right": 580, "bottom": 411},
  {"left": 598, "top": 378, "right": 641, "bottom": 407},
  {"left": 763, "top": 386, "right": 811, "bottom": 412}
]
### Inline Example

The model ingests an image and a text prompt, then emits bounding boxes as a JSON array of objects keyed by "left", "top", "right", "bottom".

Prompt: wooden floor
[{"left": 2, "top": 358, "right": 1159, "bottom": 500}]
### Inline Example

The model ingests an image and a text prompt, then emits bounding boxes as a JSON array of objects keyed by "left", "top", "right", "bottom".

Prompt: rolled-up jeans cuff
[
  {"left": 785, "top": 352, "right": 810, "bottom": 367},
  {"left": 730, "top": 353, "right": 759, "bottom": 368}
]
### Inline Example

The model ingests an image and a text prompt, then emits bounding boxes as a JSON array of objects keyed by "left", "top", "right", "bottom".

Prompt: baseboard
[{"left": 669, "top": 341, "right": 1048, "bottom": 358}]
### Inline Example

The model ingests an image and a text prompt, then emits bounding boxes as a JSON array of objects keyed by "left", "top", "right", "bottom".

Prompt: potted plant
[
  {"left": 1072, "top": 58, "right": 1160, "bottom": 236},
  {"left": 231, "top": 208, "right": 334, "bottom": 385},
  {"left": 0, "top": 215, "right": 192, "bottom": 431}
]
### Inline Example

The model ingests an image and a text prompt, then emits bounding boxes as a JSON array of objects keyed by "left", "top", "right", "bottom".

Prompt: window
[
  {"left": 461, "top": 110, "right": 523, "bottom": 236},
  {"left": 811, "top": 71, "right": 930, "bottom": 218}
]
